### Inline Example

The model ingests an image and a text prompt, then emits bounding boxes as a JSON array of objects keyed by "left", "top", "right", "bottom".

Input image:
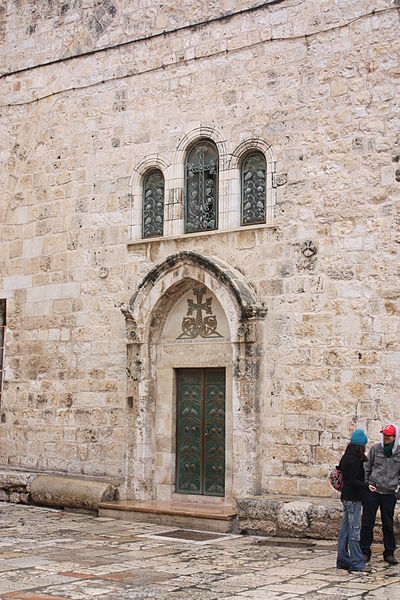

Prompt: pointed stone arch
[{"left": 122, "top": 252, "right": 267, "bottom": 503}]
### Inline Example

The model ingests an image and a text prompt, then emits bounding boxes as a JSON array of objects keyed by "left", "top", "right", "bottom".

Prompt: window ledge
[{"left": 127, "top": 223, "right": 276, "bottom": 247}]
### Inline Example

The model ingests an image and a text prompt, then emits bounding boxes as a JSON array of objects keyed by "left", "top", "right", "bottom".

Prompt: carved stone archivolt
[{"left": 126, "top": 251, "right": 267, "bottom": 331}]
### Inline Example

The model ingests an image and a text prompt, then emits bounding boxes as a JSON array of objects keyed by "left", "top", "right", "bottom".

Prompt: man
[{"left": 360, "top": 424, "right": 400, "bottom": 565}]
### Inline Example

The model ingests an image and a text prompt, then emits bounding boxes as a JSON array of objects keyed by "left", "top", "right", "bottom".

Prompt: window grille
[
  {"left": 142, "top": 170, "right": 164, "bottom": 238},
  {"left": 185, "top": 140, "right": 218, "bottom": 233},
  {"left": 241, "top": 152, "right": 267, "bottom": 226}
]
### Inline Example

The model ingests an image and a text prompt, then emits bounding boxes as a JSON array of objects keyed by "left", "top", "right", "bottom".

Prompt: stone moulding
[{"left": 127, "top": 251, "right": 267, "bottom": 326}]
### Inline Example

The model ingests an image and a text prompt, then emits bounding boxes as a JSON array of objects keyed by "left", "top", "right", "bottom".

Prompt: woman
[{"left": 336, "top": 428, "right": 376, "bottom": 572}]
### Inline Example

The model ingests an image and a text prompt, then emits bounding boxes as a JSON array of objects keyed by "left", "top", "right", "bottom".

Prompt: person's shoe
[
  {"left": 348, "top": 564, "right": 372, "bottom": 573},
  {"left": 384, "top": 555, "right": 398, "bottom": 565},
  {"left": 362, "top": 554, "right": 370, "bottom": 562}
]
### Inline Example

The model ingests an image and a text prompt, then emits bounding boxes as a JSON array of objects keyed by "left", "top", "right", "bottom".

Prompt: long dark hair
[{"left": 352, "top": 444, "right": 367, "bottom": 461}]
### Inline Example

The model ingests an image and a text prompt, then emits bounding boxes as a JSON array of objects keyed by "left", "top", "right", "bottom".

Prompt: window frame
[
  {"left": 142, "top": 168, "right": 165, "bottom": 239},
  {"left": 184, "top": 138, "right": 219, "bottom": 234},
  {"left": 240, "top": 150, "right": 267, "bottom": 227}
]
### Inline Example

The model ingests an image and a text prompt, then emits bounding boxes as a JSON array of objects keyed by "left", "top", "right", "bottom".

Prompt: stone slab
[
  {"left": 98, "top": 500, "right": 237, "bottom": 533},
  {"left": 97, "top": 507, "right": 235, "bottom": 533}
]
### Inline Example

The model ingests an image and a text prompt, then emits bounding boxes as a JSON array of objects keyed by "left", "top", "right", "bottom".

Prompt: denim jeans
[
  {"left": 360, "top": 490, "right": 396, "bottom": 559},
  {"left": 337, "top": 500, "right": 365, "bottom": 570}
]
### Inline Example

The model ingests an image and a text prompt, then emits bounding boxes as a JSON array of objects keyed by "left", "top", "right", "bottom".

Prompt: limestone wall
[{"left": 0, "top": 0, "right": 400, "bottom": 497}]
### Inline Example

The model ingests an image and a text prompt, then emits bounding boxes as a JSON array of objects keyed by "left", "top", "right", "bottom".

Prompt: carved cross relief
[{"left": 177, "top": 286, "right": 222, "bottom": 339}]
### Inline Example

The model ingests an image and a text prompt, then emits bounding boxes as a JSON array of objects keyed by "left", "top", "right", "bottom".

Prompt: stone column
[{"left": 232, "top": 316, "right": 265, "bottom": 497}]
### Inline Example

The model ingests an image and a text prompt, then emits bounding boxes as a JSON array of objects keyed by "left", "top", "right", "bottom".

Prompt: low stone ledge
[
  {"left": 0, "top": 469, "right": 38, "bottom": 493},
  {"left": 237, "top": 495, "right": 400, "bottom": 540},
  {"left": 30, "top": 475, "right": 117, "bottom": 511}
]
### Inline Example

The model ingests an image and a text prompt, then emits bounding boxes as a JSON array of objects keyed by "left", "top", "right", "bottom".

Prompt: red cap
[{"left": 381, "top": 424, "right": 396, "bottom": 436}]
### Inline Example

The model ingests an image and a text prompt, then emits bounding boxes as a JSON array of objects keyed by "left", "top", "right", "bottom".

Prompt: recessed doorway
[{"left": 176, "top": 368, "right": 225, "bottom": 497}]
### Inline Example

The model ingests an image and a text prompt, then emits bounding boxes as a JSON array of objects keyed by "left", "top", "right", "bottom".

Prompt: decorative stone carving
[
  {"left": 327, "top": 267, "right": 354, "bottom": 280},
  {"left": 177, "top": 286, "right": 222, "bottom": 339},
  {"left": 275, "top": 173, "right": 287, "bottom": 187},
  {"left": 98, "top": 266, "right": 109, "bottom": 278},
  {"left": 301, "top": 240, "right": 317, "bottom": 258}
]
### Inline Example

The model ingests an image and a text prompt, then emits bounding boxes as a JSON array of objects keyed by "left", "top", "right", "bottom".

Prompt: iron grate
[{"left": 153, "top": 529, "right": 225, "bottom": 542}]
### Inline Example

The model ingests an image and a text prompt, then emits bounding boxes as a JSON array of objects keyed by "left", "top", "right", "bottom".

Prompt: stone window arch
[
  {"left": 241, "top": 151, "right": 267, "bottom": 226},
  {"left": 142, "top": 169, "right": 165, "bottom": 238},
  {"left": 228, "top": 139, "right": 276, "bottom": 227},
  {"left": 128, "top": 155, "right": 170, "bottom": 241},
  {"left": 185, "top": 139, "right": 219, "bottom": 234}
]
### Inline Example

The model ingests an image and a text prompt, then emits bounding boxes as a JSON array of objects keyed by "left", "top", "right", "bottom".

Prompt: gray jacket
[{"left": 364, "top": 425, "right": 400, "bottom": 494}]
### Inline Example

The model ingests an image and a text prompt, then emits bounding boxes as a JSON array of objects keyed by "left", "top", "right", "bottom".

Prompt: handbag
[{"left": 329, "top": 466, "right": 343, "bottom": 492}]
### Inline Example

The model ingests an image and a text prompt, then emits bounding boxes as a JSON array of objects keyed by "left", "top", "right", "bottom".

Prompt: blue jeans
[{"left": 337, "top": 500, "right": 366, "bottom": 570}]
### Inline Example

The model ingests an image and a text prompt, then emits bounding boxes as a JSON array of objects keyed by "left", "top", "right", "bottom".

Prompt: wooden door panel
[
  {"left": 176, "top": 369, "right": 225, "bottom": 497},
  {"left": 176, "top": 371, "right": 202, "bottom": 494},
  {"left": 204, "top": 370, "right": 225, "bottom": 496}
]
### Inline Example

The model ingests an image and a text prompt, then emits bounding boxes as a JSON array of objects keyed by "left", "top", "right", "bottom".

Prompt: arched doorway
[{"left": 122, "top": 252, "right": 267, "bottom": 504}]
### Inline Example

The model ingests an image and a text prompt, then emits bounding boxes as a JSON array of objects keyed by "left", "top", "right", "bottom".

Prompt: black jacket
[{"left": 338, "top": 443, "right": 369, "bottom": 502}]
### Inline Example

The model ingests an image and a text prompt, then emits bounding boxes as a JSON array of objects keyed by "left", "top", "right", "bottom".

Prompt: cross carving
[{"left": 178, "top": 286, "right": 221, "bottom": 339}]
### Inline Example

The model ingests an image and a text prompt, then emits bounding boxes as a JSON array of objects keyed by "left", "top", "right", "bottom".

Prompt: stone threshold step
[{"left": 98, "top": 500, "right": 237, "bottom": 521}]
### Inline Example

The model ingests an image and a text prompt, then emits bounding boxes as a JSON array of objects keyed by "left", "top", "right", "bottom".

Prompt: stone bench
[{"left": 237, "top": 495, "right": 400, "bottom": 540}]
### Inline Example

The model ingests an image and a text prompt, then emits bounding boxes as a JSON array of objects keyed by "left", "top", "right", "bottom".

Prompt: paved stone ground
[{"left": 1, "top": 503, "right": 400, "bottom": 599}]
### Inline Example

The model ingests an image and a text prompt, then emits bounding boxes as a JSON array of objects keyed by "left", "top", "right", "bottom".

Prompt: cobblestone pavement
[{"left": 1, "top": 503, "right": 400, "bottom": 599}]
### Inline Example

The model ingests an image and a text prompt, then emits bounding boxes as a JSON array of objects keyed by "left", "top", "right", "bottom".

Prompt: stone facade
[{"left": 1, "top": 0, "right": 400, "bottom": 506}]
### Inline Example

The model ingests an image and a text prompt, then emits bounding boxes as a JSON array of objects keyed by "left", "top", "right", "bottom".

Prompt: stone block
[
  {"left": 0, "top": 469, "right": 36, "bottom": 492},
  {"left": 0, "top": 489, "right": 10, "bottom": 501},
  {"left": 30, "top": 475, "right": 118, "bottom": 511},
  {"left": 278, "top": 500, "right": 312, "bottom": 533},
  {"left": 3, "top": 275, "right": 32, "bottom": 290}
]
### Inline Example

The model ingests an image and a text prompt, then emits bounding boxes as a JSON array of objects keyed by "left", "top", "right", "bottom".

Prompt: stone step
[{"left": 98, "top": 500, "right": 238, "bottom": 533}]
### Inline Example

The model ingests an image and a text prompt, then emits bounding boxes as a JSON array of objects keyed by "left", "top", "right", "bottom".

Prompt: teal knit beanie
[{"left": 350, "top": 428, "right": 368, "bottom": 446}]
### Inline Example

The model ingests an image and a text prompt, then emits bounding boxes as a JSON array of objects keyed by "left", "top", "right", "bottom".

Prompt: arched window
[
  {"left": 241, "top": 152, "right": 267, "bottom": 226},
  {"left": 185, "top": 140, "right": 218, "bottom": 233},
  {"left": 142, "top": 169, "right": 164, "bottom": 238}
]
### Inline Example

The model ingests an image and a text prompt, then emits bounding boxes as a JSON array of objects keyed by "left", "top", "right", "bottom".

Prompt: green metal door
[{"left": 176, "top": 369, "right": 225, "bottom": 496}]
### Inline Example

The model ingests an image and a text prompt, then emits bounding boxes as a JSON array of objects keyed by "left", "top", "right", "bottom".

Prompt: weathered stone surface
[
  {"left": 30, "top": 476, "right": 117, "bottom": 510},
  {"left": 4, "top": 503, "right": 400, "bottom": 598},
  {"left": 277, "top": 500, "right": 312, "bottom": 533},
  {"left": 0, "top": 0, "right": 400, "bottom": 506},
  {"left": 308, "top": 502, "right": 343, "bottom": 539},
  {"left": 0, "top": 469, "right": 37, "bottom": 492},
  {"left": 9, "top": 492, "right": 21, "bottom": 503},
  {"left": 237, "top": 495, "right": 400, "bottom": 540},
  {"left": 0, "top": 489, "right": 9, "bottom": 502}
]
